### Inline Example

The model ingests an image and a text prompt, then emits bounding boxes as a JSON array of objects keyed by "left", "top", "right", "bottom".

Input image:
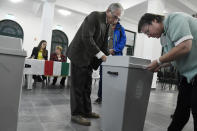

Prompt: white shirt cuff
[
  {"left": 175, "top": 35, "right": 193, "bottom": 46},
  {"left": 96, "top": 51, "right": 105, "bottom": 59}
]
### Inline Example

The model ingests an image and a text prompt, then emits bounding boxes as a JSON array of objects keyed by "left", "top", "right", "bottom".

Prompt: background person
[
  {"left": 50, "top": 46, "right": 67, "bottom": 88},
  {"left": 138, "top": 12, "right": 197, "bottom": 131},
  {"left": 67, "top": 3, "right": 124, "bottom": 126},
  {"left": 30, "top": 40, "right": 48, "bottom": 82},
  {"left": 95, "top": 22, "right": 126, "bottom": 104}
]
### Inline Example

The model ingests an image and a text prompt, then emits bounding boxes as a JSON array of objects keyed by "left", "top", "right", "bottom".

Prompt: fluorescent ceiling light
[
  {"left": 163, "top": 10, "right": 168, "bottom": 14},
  {"left": 55, "top": 25, "right": 63, "bottom": 30},
  {"left": 10, "top": 0, "right": 23, "bottom": 3},
  {"left": 58, "top": 9, "right": 71, "bottom": 16},
  {"left": 5, "top": 14, "right": 16, "bottom": 20}
]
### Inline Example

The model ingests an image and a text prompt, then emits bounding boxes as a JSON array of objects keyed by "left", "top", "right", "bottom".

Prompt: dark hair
[
  {"left": 138, "top": 13, "right": 164, "bottom": 33},
  {"left": 192, "top": 14, "right": 197, "bottom": 18},
  {"left": 37, "top": 40, "right": 47, "bottom": 57}
]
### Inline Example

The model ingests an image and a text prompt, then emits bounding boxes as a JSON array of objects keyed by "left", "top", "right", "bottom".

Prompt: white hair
[{"left": 107, "top": 3, "right": 124, "bottom": 15}]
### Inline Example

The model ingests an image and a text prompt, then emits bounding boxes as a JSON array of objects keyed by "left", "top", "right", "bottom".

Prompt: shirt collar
[{"left": 163, "top": 15, "right": 169, "bottom": 36}]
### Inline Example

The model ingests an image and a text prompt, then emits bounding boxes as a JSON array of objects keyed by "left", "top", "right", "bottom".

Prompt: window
[
  {"left": 0, "top": 19, "right": 24, "bottom": 40},
  {"left": 51, "top": 30, "right": 69, "bottom": 58},
  {"left": 124, "top": 29, "right": 136, "bottom": 56}
]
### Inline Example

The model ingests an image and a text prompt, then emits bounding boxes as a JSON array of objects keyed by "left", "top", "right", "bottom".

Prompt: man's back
[
  {"left": 163, "top": 12, "right": 197, "bottom": 82},
  {"left": 67, "top": 11, "right": 109, "bottom": 66}
]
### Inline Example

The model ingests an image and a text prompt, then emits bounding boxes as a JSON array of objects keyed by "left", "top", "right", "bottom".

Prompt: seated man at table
[{"left": 50, "top": 46, "right": 67, "bottom": 88}]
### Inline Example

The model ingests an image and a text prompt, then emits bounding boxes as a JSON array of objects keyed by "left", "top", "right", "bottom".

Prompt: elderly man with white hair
[{"left": 67, "top": 3, "right": 124, "bottom": 126}]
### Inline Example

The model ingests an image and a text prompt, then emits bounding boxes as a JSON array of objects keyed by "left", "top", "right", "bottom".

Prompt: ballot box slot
[
  {"left": 25, "top": 64, "right": 31, "bottom": 68},
  {"left": 107, "top": 71, "right": 119, "bottom": 76},
  {"left": 129, "top": 63, "right": 147, "bottom": 70}
]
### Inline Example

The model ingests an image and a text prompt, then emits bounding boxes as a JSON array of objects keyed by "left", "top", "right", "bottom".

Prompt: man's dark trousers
[
  {"left": 168, "top": 75, "right": 197, "bottom": 131},
  {"left": 70, "top": 63, "right": 93, "bottom": 116}
]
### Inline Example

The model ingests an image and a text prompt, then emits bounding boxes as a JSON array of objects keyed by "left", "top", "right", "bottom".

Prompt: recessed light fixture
[
  {"left": 58, "top": 9, "right": 71, "bottom": 16},
  {"left": 10, "top": 0, "right": 23, "bottom": 3}
]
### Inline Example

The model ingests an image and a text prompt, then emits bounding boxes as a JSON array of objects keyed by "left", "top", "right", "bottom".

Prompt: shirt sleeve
[
  {"left": 96, "top": 51, "right": 105, "bottom": 59},
  {"left": 168, "top": 14, "right": 193, "bottom": 46}
]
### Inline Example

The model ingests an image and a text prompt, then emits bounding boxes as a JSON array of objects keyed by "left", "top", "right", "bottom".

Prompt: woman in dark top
[
  {"left": 30, "top": 40, "right": 48, "bottom": 82},
  {"left": 50, "top": 46, "right": 67, "bottom": 88},
  {"left": 31, "top": 40, "right": 48, "bottom": 60}
]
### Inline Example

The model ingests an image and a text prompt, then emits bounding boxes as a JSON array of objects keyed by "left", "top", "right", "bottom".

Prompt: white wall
[
  {"left": 120, "top": 19, "right": 154, "bottom": 59},
  {"left": 0, "top": 6, "right": 85, "bottom": 57},
  {"left": 0, "top": 6, "right": 42, "bottom": 57},
  {"left": 0, "top": 5, "right": 148, "bottom": 60},
  {"left": 0, "top": 3, "right": 162, "bottom": 60},
  {"left": 53, "top": 12, "right": 85, "bottom": 44}
]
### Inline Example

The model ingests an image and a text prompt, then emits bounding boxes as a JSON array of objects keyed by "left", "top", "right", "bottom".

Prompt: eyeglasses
[{"left": 111, "top": 12, "right": 120, "bottom": 21}]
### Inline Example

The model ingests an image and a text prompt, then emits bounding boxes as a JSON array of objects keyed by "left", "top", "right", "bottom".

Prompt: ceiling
[
  {"left": 0, "top": 0, "right": 42, "bottom": 14},
  {"left": 0, "top": 0, "right": 197, "bottom": 23},
  {"left": 123, "top": 0, "right": 197, "bottom": 22}
]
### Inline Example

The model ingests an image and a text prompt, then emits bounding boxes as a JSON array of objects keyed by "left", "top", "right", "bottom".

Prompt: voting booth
[
  {"left": 102, "top": 56, "right": 153, "bottom": 131},
  {"left": 0, "top": 35, "right": 26, "bottom": 131}
]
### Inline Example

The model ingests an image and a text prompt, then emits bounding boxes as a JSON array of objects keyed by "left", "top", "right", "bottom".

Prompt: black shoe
[
  {"left": 48, "top": 83, "right": 56, "bottom": 89},
  {"left": 36, "top": 76, "right": 43, "bottom": 82},
  {"left": 59, "top": 84, "right": 65, "bottom": 89},
  {"left": 94, "top": 98, "right": 102, "bottom": 104}
]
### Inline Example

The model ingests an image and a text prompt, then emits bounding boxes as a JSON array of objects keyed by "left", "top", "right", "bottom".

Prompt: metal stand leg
[
  {"left": 27, "top": 74, "right": 33, "bottom": 90},
  {"left": 22, "top": 75, "right": 25, "bottom": 87}
]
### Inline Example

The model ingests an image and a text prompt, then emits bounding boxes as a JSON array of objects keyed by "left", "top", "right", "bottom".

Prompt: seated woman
[
  {"left": 30, "top": 40, "right": 48, "bottom": 82},
  {"left": 50, "top": 46, "right": 67, "bottom": 88}
]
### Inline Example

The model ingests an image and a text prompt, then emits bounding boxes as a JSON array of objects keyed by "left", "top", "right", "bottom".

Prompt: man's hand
[
  {"left": 154, "top": 66, "right": 162, "bottom": 72},
  {"left": 109, "top": 49, "right": 115, "bottom": 55},
  {"left": 148, "top": 62, "right": 172, "bottom": 72},
  {"left": 101, "top": 55, "right": 107, "bottom": 62},
  {"left": 146, "top": 60, "right": 160, "bottom": 72}
]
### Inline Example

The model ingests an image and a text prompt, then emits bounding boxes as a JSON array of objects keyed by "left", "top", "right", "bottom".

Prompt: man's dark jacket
[{"left": 67, "top": 11, "right": 109, "bottom": 69}]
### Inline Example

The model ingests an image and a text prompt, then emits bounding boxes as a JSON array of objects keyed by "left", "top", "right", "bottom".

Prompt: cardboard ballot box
[
  {"left": 102, "top": 56, "right": 153, "bottom": 131},
  {"left": 0, "top": 35, "right": 26, "bottom": 131}
]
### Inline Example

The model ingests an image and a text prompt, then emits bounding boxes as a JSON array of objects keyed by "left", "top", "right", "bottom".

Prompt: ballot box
[
  {"left": 0, "top": 35, "right": 26, "bottom": 131},
  {"left": 102, "top": 56, "right": 153, "bottom": 131}
]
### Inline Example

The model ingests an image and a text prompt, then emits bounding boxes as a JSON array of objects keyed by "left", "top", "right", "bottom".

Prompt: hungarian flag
[
  {"left": 44, "top": 61, "right": 69, "bottom": 76},
  {"left": 52, "top": 61, "right": 69, "bottom": 76},
  {"left": 44, "top": 61, "right": 54, "bottom": 76},
  {"left": 24, "top": 59, "right": 69, "bottom": 76}
]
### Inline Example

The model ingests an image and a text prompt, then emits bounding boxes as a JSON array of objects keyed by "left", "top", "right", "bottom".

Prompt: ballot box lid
[
  {"left": 0, "top": 35, "right": 26, "bottom": 56},
  {"left": 102, "top": 56, "right": 151, "bottom": 69}
]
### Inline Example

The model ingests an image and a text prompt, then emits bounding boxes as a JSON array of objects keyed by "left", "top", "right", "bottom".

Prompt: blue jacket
[{"left": 113, "top": 23, "right": 126, "bottom": 56}]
